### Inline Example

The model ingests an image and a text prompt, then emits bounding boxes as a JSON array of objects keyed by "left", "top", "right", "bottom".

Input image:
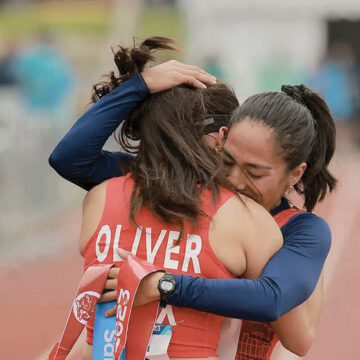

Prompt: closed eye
[
  {"left": 223, "top": 157, "right": 235, "bottom": 167},
  {"left": 248, "top": 172, "right": 264, "bottom": 179}
]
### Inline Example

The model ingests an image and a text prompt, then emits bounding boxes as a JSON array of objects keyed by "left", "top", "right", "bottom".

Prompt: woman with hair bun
[{"left": 49, "top": 36, "right": 336, "bottom": 358}]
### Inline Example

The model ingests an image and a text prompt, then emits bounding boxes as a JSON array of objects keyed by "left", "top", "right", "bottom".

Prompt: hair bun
[
  {"left": 299, "top": 83, "right": 312, "bottom": 99},
  {"left": 140, "top": 36, "right": 177, "bottom": 51},
  {"left": 281, "top": 84, "right": 307, "bottom": 105},
  {"left": 91, "top": 36, "right": 177, "bottom": 103}
]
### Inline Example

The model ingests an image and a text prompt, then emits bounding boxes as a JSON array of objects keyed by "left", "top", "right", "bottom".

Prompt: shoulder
[
  {"left": 282, "top": 212, "right": 332, "bottom": 256},
  {"left": 210, "top": 194, "right": 283, "bottom": 277},
  {"left": 213, "top": 194, "right": 268, "bottom": 226},
  {"left": 83, "top": 176, "right": 129, "bottom": 209},
  {"left": 79, "top": 180, "right": 109, "bottom": 256},
  {"left": 214, "top": 194, "right": 281, "bottom": 237},
  {"left": 83, "top": 180, "right": 108, "bottom": 211}
]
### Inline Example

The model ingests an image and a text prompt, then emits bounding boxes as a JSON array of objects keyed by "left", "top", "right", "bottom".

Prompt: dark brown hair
[
  {"left": 231, "top": 84, "right": 337, "bottom": 211},
  {"left": 92, "top": 37, "right": 239, "bottom": 237},
  {"left": 91, "top": 36, "right": 177, "bottom": 102}
]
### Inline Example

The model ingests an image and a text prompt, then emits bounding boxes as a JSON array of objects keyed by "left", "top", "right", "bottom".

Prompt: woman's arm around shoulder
[{"left": 167, "top": 211, "right": 331, "bottom": 321}]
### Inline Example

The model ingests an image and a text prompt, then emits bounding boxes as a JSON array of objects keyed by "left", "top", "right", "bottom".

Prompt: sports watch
[{"left": 158, "top": 272, "right": 176, "bottom": 308}]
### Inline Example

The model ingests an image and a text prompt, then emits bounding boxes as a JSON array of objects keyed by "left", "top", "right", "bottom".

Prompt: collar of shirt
[{"left": 270, "top": 198, "right": 291, "bottom": 217}]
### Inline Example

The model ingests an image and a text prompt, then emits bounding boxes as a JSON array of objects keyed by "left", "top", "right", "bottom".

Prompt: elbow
[
  {"left": 48, "top": 147, "right": 70, "bottom": 178},
  {"left": 48, "top": 148, "right": 63, "bottom": 172},
  {"left": 254, "top": 298, "right": 281, "bottom": 322},
  {"left": 282, "top": 330, "right": 314, "bottom": 357},
  {"left": 264, "top": 306, "right": 280, "bottom": 322}
]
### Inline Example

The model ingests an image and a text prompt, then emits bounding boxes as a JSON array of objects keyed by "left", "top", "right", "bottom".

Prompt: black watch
[{"left": 158, "top": 272, "right": 176, "bottom": 308}]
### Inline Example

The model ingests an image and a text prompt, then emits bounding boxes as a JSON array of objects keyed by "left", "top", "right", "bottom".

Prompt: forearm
[
  {"left": 169, "top": 275, "right": 282, "bottom": 321},
  {"left": 168, "top": 245, "right": 321, "bottom": 322},
  {"left": 304, "top": 272, "right": 324, "bottom": 332},
  {"left": 168, "top": 261, "right": 319, "bottom": 322},
  {"left": 271, "top": 304, "right": 313, "bottom": 356},
  {"left": 49, "top": 74, "right": 149, "bottom": 190},
  {"left": 270, "top": 272, "right": 324, "bottom": 356}
]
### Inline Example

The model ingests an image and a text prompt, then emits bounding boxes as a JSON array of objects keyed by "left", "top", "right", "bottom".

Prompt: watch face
[{"left": 161, "top": 280, "right": 174, "bottom": 292}]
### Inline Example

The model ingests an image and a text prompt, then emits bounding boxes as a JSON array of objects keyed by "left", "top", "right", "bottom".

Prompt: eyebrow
[
  {"left": 247, "top": 163, "right": 272, "bottom": 170},
  {"left": 222, "top": 147, "right": 272, "bottom": 170}
]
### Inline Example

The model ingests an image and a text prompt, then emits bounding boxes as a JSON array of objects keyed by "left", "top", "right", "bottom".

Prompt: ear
[
  {"left": 218, "top": 126, "right": 228, "bottom": 147},
  {"left": 288, "top": 162, "right": 307, "bottom": 186}
]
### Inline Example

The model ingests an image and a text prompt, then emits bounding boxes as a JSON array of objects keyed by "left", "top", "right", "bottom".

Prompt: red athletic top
[{"left": 83, "top": 175, "right": 236, "bottom": 358}]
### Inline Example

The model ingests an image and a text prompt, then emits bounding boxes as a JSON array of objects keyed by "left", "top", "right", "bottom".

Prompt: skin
[
  {"left": 141, "top": 59, "right": 217, "bottom": 93},
  {"left": 217, "top": 120, "right": 307, "bottom": 211}
]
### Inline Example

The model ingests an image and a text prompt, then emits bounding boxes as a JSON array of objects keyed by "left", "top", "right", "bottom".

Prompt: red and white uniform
[{"left": 83, "top": 175, "right": 236, "bottom": 358}]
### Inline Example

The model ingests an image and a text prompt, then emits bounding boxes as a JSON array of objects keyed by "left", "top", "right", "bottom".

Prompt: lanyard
[
  {"left": 48, "top": 264, "right": 113, "bottom": 360},
  {"left": 114, "top": 254, "right": 162, "bottom": 360},
  {"left": 48, "top": 255, "right": 162, "bottom": 360}
]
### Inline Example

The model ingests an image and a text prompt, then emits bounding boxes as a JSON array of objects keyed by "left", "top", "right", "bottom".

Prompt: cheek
[
  {"left": 226, "top": 165, "right": 243, "bottom": 184},
  {"left": 254, "top": 178, "right": 284, "bottom": 206}
]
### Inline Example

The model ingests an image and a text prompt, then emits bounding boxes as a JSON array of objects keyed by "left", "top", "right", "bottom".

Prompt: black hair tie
[
  {"left": 281, "top": 84, "right": 308, "bottom": 105},
  {"left": 299, "top": 83, "right": 312, "bottom": 99}
]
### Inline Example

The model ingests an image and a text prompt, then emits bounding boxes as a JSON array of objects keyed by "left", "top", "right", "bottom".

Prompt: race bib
[{"left": 145, "top": 324, "right": 172, "bottom": 360}]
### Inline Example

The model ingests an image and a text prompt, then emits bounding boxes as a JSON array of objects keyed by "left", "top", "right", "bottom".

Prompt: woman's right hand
[{"left": 141, "top": 60, "right": 217, "bottom": 93}]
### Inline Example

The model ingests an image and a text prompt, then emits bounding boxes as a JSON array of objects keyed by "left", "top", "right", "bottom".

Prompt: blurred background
[{"left": 0, "top": 0, "right": 359, "bottom": 359}]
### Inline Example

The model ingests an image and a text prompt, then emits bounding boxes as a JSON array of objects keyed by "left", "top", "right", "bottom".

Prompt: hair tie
[
  {"left": 281, "top": 85, "right": 294, "bottom": 96},
  {"left": 281, "top": 84, "right": 309, "bottom": 105},
  {"left": 299, "top": 83, "right": 312, "bottom": 99}
]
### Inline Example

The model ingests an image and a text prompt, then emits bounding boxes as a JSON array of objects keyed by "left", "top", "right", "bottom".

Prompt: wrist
[
  {"left": 151, "top": 271, "right": 165, "bottom": 301},
  {"left": 140, "top": 70, "right": 154, "bottom": 93},
  {"left": 158, "top": 272, "right": 176, "bottom": 308}
]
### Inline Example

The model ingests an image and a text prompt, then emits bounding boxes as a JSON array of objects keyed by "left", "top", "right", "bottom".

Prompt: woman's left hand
[{"left": 100, "top": 248, "right": 163, "bottom": 317}]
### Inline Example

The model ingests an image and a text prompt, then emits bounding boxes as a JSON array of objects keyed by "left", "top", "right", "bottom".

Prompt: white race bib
[{"left": 146, "top": 324, "right": 173, "bottom": 360}]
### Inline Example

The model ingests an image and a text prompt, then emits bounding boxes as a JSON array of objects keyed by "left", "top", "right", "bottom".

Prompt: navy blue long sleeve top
[{"left": 49, "top": 74, "right": 331, "bottom": 322}]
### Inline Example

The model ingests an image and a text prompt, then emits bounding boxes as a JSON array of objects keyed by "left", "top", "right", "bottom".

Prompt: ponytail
[
  {"left": 91, "top": 36, "right": 177, "bottom": 103},
  {"left": 299, "top": 85, "right": 337, "bottom": 211}
]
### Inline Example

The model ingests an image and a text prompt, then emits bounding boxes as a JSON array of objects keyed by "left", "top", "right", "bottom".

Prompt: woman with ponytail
[
  {"left": 49, "top": 37, "right": 336, "bottom": 358},
  {"left": 216, "top": 83, "right": 336, "bottom": 358}
]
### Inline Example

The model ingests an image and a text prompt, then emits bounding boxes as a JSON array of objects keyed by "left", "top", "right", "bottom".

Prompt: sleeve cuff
[
  {"left": 167, "top": 274, "right": 183, "bottom": 305},
  {"left": 137, "top": 72, "right": 150, "bottom": 93}
]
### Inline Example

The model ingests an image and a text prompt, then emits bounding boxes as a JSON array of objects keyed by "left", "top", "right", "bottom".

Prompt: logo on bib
[{"left": 73, "top": 291, "right": 101, "bottom": 325}]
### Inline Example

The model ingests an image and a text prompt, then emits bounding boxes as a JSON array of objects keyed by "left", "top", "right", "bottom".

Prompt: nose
[{"left": 227, "top": 166, "right": 246, "bottom": 191}]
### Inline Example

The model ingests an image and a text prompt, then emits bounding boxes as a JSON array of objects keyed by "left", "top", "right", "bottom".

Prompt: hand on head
[{"left": 142, "top": 60, "right": 217, "bottom": 93}]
